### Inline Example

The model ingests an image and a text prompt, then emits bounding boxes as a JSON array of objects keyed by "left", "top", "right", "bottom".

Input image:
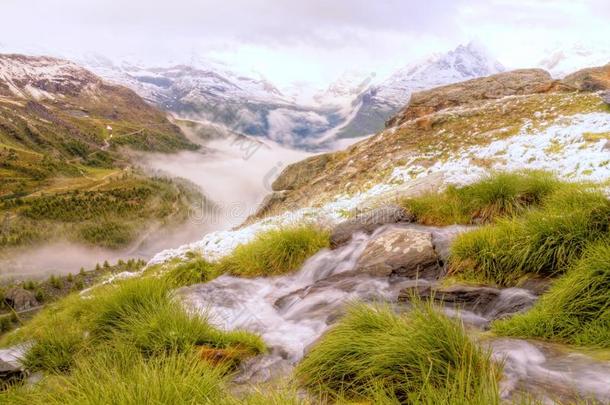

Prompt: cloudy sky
[{"left": 1, "top": 0, "right": 608, "bottom": 89}]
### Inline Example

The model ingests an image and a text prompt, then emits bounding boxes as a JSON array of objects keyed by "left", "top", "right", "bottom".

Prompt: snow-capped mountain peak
[
  {"left": 314, "top": 70, "right": 377, "bottom": 107},
  {"left": 330, "top": 42, "right": 505, "bottom": 139},
  {"left": 376, "top": 41, "right": 505, "bottom": 108}
]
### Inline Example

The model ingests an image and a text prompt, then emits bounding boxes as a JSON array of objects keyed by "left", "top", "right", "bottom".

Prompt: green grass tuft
[
  {"left": 401, "top": 171, "right": 564, "bottom": 225},
  {"left": 22, "top": 327, "right": 84, "bottom": 373},
  {"left": 296, "top": 301, "right": 500, "bottom": 404},
  {"left": 1, "top": 277, "right": 264, "bottom": 376},
  {"left": 1, "top": 344, "right": 229, "bottom": 405},
  {"left": 217, "top": 225, "right": 330, "bottom": 277},
  {"left": 450, "top": 187, "right": 610, "bottom": 285},
  {"left": 493, "top": 240, "right": 610, "bottom": 347},
  {"left": 161, "top": 253, "right": 221, "bottom": 287}
]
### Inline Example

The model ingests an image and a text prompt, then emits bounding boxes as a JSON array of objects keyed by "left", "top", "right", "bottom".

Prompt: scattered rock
[
  {"left": 562, "top": 64, "right": 610, "bottom": 92},
  {"left": 356, "top": 228, "right": 441, "bottom": 279},
  {"left": 399, "top": 283, "right": 500, "bottom": 313},
  {"left": 0, "top": 359, "right": 25, "bottom": 386},
  {"left": 398, "top": 283, "right": 538, "bottom": 320},
  {"left": 330, "top": 205, "right": 414, "bottom": 247},
  {"left": 387, "top": 69, "right": 557, "bottom": 126},
  {"left": 601, "top": 91, "right": 610, "bottom": 105},
  {"left": 3, "top": 287, "right": 38, "bottom": 312}
]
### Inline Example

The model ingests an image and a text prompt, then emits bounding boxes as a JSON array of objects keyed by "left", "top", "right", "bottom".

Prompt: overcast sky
[{"left": 1, "top": 0, "right": 608, "bottom": 89}]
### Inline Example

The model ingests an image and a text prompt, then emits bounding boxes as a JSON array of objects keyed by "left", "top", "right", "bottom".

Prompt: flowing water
[{"left": 176, "top": 224, "right": 610, "bottom": 402}]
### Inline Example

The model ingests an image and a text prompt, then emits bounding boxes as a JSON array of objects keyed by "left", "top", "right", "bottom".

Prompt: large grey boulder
[
  {"left": 4, "top": 287, "right": 38, "bottom": 311},
  {"left": 399, "top": 283, "right": 500, "bottom": 312},
  {"left": 356, "top": 228, "right": 440, "bottom": 279},
  {"left": 330, "top": 205, "right": 414, "bottom": 248}
]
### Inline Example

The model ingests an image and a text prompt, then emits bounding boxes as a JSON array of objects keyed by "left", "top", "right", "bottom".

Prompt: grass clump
[
  {"left": 217, "top": 225, "right": 330, "bottom": 277},
  {"left": 1, "top": 344, "right": 230, "bottom": 405},
  {"left": 22, "top": 327, "right": 84, "bottom": 373},
  {"left": 161, "top": 253, "right": 220, "bottom": 287},
  {"left": 450, "top": 187, "right": 610, "bottom": 285},
  {"left": 493, "top": 240, "right": 610, "bottom": 348},
  {"left": 1, "top": 277, "right": 264, "bottom": 376},
  {"left": 296, "top": 302, "right": 500, "bottom": 404},
  {"left": 400, "top": 171, "right": 564, "bottom": 225}
]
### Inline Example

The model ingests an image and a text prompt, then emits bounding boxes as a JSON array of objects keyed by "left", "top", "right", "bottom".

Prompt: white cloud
[{"left": 1, "top": 0, "right": 608, "bottom": 88}]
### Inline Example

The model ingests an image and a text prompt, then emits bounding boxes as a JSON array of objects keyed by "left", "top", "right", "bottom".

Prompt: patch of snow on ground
[
  {"left": 149, "top": 112, "right": 610, "bottom": 266},
  {"left": 391, "top": 112, "right": 610, "bottom": 185}
]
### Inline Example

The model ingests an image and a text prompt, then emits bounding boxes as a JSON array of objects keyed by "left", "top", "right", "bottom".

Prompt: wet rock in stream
[
  {"left": 330, "top": 205, "right": 414, "bottom": 248},
  {"left": 177, "top": 220, "right": 609, "bottom": 403},
  {"left": 355, "top": 227, "right": 442, "bottom": 279},
  {"left": 398, "top": 283, "right": 538, "bottom": 323}
]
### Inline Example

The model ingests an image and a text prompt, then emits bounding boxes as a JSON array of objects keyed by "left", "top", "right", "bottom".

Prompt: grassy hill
[{"left": 0, "top": 54, "right": 202, "bottom": 252}]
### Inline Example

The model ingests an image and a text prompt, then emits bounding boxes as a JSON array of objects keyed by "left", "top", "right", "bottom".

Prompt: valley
[{"left": 0, "top": 42, "right": 609, "bottom": 404}]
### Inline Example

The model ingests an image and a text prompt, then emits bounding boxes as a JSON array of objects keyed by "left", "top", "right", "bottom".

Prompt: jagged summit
[{"left": 332, "top": 42, "right": 505, "bottom": 139}]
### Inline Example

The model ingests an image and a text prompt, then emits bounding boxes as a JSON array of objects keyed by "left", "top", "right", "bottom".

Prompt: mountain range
[
  {"left": 3, "top": 41, "right": 606, "bottom": 150},
  {"left": 81, "top": 43, "right": 506, "bottom": 148}
]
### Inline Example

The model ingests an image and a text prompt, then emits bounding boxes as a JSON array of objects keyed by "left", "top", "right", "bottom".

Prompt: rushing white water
[
  {"left": 179, "top": 228, "right": 401, "bottom": 382},
  {"left": 491, "top": 339, "right": 610, "bottom": 404},
  {"left": 178, "top": 224, "right": 610, "bottom": 401}
]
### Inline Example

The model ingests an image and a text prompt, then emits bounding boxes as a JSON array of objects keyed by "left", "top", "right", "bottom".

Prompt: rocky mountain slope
[
  {"left": 84, "top": 58, "right": 341, "bottom": 148},
  {"left": 247, "top": 65, "right": 610, "bottom": 219},
  {"left": 86, "top": 43, "right": 504, "bottom": 148},
  {"left": 0, "top": 54, "right": 197, "bottom": 155},
  {"left": 147, "top": 62, "right": 609, "bottom": 266}
]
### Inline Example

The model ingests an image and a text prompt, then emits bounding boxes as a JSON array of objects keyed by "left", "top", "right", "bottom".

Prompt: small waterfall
[
  {"left": 178, "top": 228, "right": 404, "bottom": 382},
  {"left": 177, "top": 224, "right": 610, "bottom": 401}
]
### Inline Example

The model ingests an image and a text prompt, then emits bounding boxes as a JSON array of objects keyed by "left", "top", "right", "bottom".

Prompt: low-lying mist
[
  {"left": 138, "top": 136, "right": 311, "bottom": 228},
  {"left": 0, "top": 220, "right": 216, "bottom": 280},
  {"left": 0, "top": 131, "right": 311, "bottom": 280}
]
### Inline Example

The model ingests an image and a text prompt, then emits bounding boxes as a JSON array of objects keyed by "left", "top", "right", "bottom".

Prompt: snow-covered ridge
[
  {"left": 0, "top": 54, "right": 98, "bottom": 100},
  {"left": 149, "top": 110, "right": 610, "bottom": 266},
  {"left": 375, "top": 41, "right": 505, "bottom": 109}
]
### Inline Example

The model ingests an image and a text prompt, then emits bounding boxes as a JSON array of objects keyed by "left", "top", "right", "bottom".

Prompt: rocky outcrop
[
  {"left": 0, "top": 358, "right": 24, "bottom": 385},
  {"left": 356, "top": 228, "right": 441, "bottom": 279},
  {"left": 330, "top": 206, "right": 414, "bottom": 247},
  {"left": 271, "top": 153, "right": 332, "bottom": 192},
  {"left": 602, "top": 91, "right": 610, "bottom": 105},
  {"left": 387, "top": 69, "right": 558, "bottom": 127},
  {"left": 562, "top": 64, "right": 610, "bottom": 92},
  {"left": 252, "top": 190, "right": 289, "bottom": 218},
  {"left": 3, "top": 287, "right": 38, "bottom": 311}
]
